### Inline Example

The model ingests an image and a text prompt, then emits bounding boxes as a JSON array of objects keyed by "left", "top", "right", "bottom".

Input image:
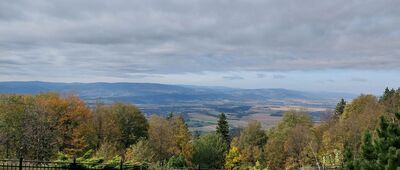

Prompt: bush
[
  {"left": 167, "top": 155, "right": 186, "bottom": 168},
  {"left": 192, "top": 133, "right": 227, "bottom": 169}
]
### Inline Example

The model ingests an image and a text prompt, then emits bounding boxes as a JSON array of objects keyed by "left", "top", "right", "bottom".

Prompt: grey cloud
[
  {"left": 320, "top": 79, "right": 336, "bottom": 84},
  {"left": 350, "top": 78, "right": 368, "bottom": 82},
  {"left": 222, "top": 75, "right": 244, "bottom": 80},
  {"left": 0, "top": 58, "right": 24, "bottom": 65},
  {"left": 273, "top": 74, "right": 286, "bottom": 79},
  {"left": 0, "top": 0, "right": 399, "bottom": 80},
  {"left": 104, "top": 73, "right": 163, "bottom": 79},
  {"left": 257, "top": 74, "right": 265, "bottom": 78}
]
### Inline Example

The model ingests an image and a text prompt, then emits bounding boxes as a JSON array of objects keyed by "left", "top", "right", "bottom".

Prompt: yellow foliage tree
[
  {"left": 225, "top": 146, "right": 242, "bottom": 169},
  {"left": 170, "top": 115, "right": 191, "bottom": 155},
  {"left": 35, "top": 92, "right": 92, "bottom": 156},
  {"left": 125, "top": 139, "right": 155, "bottom": 165},
  {"left": 148, "top": 115, "right": 174, "bottom": 161}
]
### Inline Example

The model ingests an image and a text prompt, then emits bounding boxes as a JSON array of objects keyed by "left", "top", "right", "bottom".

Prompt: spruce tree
[
  {"left": 358, "top": 112, "right": 400, "bottom": 169},
  {"left": 353, "top": 160, "right": 361, "bottom": 170},
  {"left": 334, "top": 98, "right": 346, "bottom": 118},
  {"left": 343, "top": 147, "right": 355, "bottom": 170},
  {"left": 380, "top": 87, "right": 391, "bottom": 102},
  {"left": 374, "top": 115, "right": 391, "bottom": 169},
  {"left": 216, "top": 113, "right": 230, "bottom": 144},
  {"left": 380, "top": 87, "right": 396, "bottom": 103},
  {"left": 167, "top": 112, "right": 174, "bottom": 120},
  {"left": 376, "top": 112, "right": 400, "bottom": 170},
  {"left": 386, "top": 147, "right": 400, "bottom": 170},
  {"left": 360, "top": 130, "right": 377, "bottom": 170}
]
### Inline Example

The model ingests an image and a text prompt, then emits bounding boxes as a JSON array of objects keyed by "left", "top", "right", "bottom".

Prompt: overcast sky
[{"left": 0, "top": 0, "right": 399, "bottom": 94}]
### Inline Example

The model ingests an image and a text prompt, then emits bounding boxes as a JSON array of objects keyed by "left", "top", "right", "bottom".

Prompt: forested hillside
[{"left": 0, "top": 88, "right": 399, "bottom": 169}]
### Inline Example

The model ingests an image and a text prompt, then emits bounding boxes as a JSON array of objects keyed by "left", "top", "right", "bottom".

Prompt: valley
[{"left": 0, "top": 81, "right": 354, "bottom": 131}]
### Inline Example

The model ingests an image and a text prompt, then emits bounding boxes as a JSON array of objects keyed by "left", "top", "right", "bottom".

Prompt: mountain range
[{"left": 0, "top": 81, "right": 354, "bottom": 104}]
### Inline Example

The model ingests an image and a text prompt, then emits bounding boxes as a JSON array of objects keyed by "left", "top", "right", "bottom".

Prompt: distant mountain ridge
[{"left": 0, "top": 81, "right": 355, "bottom": 105}]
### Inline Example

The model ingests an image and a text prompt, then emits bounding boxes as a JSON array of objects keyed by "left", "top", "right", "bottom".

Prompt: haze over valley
[{"left": 0, "top": 81, "right": 354, "bottom": 131}]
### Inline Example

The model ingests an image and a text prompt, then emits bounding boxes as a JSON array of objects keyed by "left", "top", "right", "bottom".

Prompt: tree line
[{"left": 0, "top": 88, "right": 399, "bottom": 169}]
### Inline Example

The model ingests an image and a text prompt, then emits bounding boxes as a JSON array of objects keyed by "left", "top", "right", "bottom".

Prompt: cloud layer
[{"left": 0, "top": 0, "right": 399, "bottom": 80}]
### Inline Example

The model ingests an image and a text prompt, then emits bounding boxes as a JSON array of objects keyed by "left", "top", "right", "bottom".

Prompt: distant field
[
  {"left": 184, "top": 104, "right": 332, "bottom": 132},
  {"left": 0, "top": 81, "right": 344, "bottom": 132}
]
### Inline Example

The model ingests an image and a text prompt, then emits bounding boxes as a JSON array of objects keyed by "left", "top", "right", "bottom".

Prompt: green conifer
[
  {"left": 334, "top": 98, "right": 346, "bottom": 118},
  {"left": 343, "top": 147, "right": 355, "bottom": 170},
  {"left": 360, "top": 130, "right": 377, "bottom": 170},
  {"left": 216, "top": 113, "right": 230, "bottom": 143}
]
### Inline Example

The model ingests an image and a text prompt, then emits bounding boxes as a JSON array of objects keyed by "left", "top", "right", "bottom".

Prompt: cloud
[
  {"left": 273, "top": 74, "right": 286, "bottom": 79},
  {"left": 257, "top": 74, "right": 265, "bottom": 78},
  {"left": 0, "top": 0, "right": 399, "bottom": 81},
  {"left": 350, "top": 78, "right": 368, "bottom": 82},
  {"left": 222, "top": 75, "right": 244, "bottom": 80},
  {"left": 321, "top": 79, "right": 336, "bottom": 83}
]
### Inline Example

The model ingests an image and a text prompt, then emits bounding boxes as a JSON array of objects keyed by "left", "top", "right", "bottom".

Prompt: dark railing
[{"left": 0, "top": 158, "right": 146, "bottom": 170}]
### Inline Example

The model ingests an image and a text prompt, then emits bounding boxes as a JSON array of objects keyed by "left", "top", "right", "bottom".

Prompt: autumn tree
[
  {"left": 148, "top": 114, "right": 191, "bottom": 163},
  {"left": 111, "top": 103, "right": 148, "bottom": 149},
  {"left": 235, "top": 120, "right": 267, "bottom": 167},
  {"left": 307, "top": 125, "right": 325, "bottom": 169},
  {"left": 339, "top": 95, "right": 382, "bottom": 157},
  {"left": 285, "top": 124, "right": 315, "bottom": 169},
  {"left": 225, "top": 146, "right": 242, "bottom": 169},
  {"left": 148, "top": 115, "right": 175, "bottom": 161},
  {"left": 94, "top": 141, "right": 119, "bottom": 161},
  {"left": 125, "top": 139, "right": 155, "bottom": 165},
  {"left": 84, "top": 102, "right": 107, "bottom": 150},
  {"left": 34, "top": 93, "right": 92, "bottom": 156},
  {"left": 0, "top": 93, "right": 92, "bottom": 159},
  {"left": 0, "top": 95, "right": 39, "bottom": 159},
  {"left": 1, "top": 86, "right": 399, "bottom": 169},
  {"left": 169, "top": 115, "right": 191, "bottom": 155},
  {"left": 264, "top": 110, "right": 313, "bottom": 169},
  {"left": 87, "top": 103, "right": 148, "bottom": 155}
]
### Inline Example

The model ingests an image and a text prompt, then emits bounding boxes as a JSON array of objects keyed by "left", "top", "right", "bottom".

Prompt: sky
[{"left": 0, "top": 0, "right": 399, "bottom": 94}]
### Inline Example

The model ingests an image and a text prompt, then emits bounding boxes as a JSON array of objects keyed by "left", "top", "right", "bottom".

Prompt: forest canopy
[{"left": 0, "top": 88, "right": 399, "bottom": 169}]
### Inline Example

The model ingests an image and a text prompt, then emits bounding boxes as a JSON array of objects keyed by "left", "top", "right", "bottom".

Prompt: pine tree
[
  {"left": 374, "top": 116, "right": 391, "bottom": 169},
  {"left": 380, "top": 87, "right": 391, "bottom": 102},
  {"left": 343, "top": 147, "right": 355, "bottom": 170},
  {"left": 385, "top": 147, "right": 400, "bottom": 170},
  {"left": 375, "top": 112, "right": 400, "bottom": 169},
  {"left": 358, "top": 112, "right": 400, "bottom": 169},
  {"left": 334, "top": 98, "right": 346, "bottom": 118},
  {"left": 380, "top": 88, "right": 400, "bottom": 114},
  {"left": 360, "top": 130, "right": 377, "bottom": 170},
  {"left": 380, "top": 87, "right": 397, "bottom": 103},
  {"left": 216, "top": 113, "right": 230, "bottom": 144},
  {"left": 353, "top": 159, "right": 361, "bottom": 170},
  {"left": 167, "top": 112, "right": 174, "bottom": 120}
]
